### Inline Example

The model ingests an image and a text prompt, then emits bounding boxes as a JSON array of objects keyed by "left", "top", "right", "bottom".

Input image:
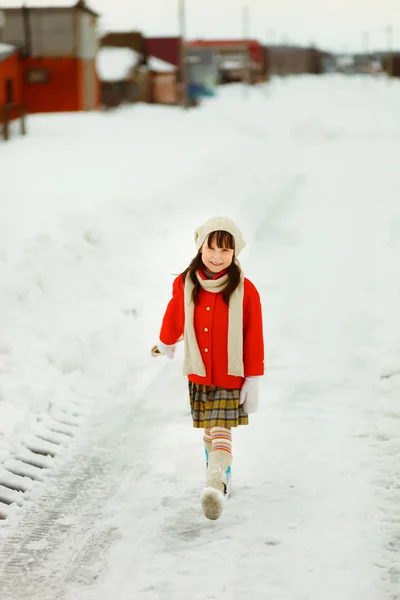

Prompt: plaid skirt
[{"left": 188, "top": 381, "right": 249, "bottom": 429}]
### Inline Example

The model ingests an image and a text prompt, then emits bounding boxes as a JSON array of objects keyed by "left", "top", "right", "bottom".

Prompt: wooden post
[
  {"left": 243, "top": 5, "right": 251, "bottom": 94},
  {"left": 20, "top": 104, "right": 27, "bottom": 136},
  {"left": 386, "top": 25, "right": 394, "bottom": 78},
  {"left": 3, "top": 105, "right": 10, "bottom": 141}
]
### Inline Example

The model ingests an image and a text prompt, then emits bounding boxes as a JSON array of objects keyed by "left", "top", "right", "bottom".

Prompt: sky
[
  {"left": 0, "top": 0, "right": 398, "bottom": 52},
  {"left": 90, "top": 0, "right": 399, "bottom": 52}
]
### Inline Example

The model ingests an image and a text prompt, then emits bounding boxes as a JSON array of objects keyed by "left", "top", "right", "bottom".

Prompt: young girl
[{"left": 153, "top": 216, "right": 264, "bottom": 520}]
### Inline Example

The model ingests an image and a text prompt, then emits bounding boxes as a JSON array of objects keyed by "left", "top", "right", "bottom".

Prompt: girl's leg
[
  {"left": 203, "top": 428, "right": 212, "bottom": 444},
  {"left": 203, "top": 428, "right": 212, "bottom": 464},
  {"left": 202, "top": 428, "right": 233, "bottom": 519},
  {"left": 210, "top": 426, "right": 232, "bottom": 454}
]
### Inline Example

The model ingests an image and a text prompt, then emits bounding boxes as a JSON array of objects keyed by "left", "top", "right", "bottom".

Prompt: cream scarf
[{"left": 183, "top": 265, "right": 244, "bottom": 378}]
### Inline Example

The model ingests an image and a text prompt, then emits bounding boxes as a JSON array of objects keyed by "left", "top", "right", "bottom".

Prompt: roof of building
[
  {"left": 189, "top": 39, "right": 261, "bottom": 48},
  {"left": 97, "top": 46, "right": 176, "bottom": 81},
  {"left": 0, "top": 1, "right": 98, "bottom": 16},
  {"left": 147, "top": 55, "right": 176, "bottom": 73}
]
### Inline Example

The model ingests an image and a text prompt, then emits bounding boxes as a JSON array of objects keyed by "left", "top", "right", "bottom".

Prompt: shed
[
  {"left": 0, "top": 0, "right": 100, "bottom": 113},
  {"left": 97, "top": 41, "right": 178, "bottom": 107}
]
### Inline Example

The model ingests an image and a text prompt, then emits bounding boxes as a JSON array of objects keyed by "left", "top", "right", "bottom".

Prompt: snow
[
  {"left": 147, "top": 55, "right": 176, "bottom": 73},
  {"left": 0, "top": 75, "right": 399, "bottom": 599},
  {"left": 96, "top": 46, "right": 137, "bottom": 81},
  {"left": 0, "top": 42, "right": 16, "bottom": 55}
]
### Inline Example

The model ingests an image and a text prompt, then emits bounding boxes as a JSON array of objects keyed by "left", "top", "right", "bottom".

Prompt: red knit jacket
[{"left": 159, "top": 270, "right": 264, "bottom": 389}]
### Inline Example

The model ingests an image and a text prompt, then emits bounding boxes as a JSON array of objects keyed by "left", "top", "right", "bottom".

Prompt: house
[
  {"left": 99, "top": 33, "right": 178, "bottom": 107},
  {"left": 383, "top": 53, "right": 400, "bottom": 77},
  {"left": 0, "top": 0, "right": 100, "bottom": 113},
  {"left": 189, "top": 39, "right": 267, "bottom": 85},
  {"left": 266, "top": 45, "right": 328, "bottom": 76},
  {"left": 97, "top": 46, "right": 138, "bottom": 108},
  {"left": 146, "top": 37, "right": 219, "bottom": 104}
]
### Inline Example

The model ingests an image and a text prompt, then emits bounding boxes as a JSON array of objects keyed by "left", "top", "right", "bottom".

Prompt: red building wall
[
  {"left": 189, "top": 40, "right": 264, "bottom": 66},
  {"left": 21, "top": 57, "right": 81, "bottom": 113},
  {"left": 0, "top": 52, "right": 23, "bottom": 108},
  {"left": 1, "top": 54, "right": 100, "bottom": 116},
  {"left": 146, "top": 37, "right": 180, "bottom": 67}
]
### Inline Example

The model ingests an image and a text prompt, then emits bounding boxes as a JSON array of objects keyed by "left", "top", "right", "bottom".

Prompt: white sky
[
  {"left": 91, "top": 0, "right": 400, "bottom": 52},
  {"left": 0, "top": 0, "right": 398, "bottom": 51}
]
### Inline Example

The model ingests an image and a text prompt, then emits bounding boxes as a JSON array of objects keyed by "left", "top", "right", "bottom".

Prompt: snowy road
[{"left": 0, "top": 77, "right": 400, "bottom": 599}]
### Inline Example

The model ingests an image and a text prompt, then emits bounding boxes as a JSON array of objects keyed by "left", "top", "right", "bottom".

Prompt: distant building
[
  {"left": 189, "top": 39, "right": 267, "bottom": 84},
  {"left": 266, "top": 46, "right": 328, "bottom": 76},
  {"left": 0, "top": 0, "right": 100, "bottom": 113},
  {"left": 99, "top": 33, "right": 178, "bottom": 107}
]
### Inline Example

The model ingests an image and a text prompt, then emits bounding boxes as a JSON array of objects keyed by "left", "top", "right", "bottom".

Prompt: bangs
[{"left": 206, "top": 230, "right": 235, "bottom": 251}]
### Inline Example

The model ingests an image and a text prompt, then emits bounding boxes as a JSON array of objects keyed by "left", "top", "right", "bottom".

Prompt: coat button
[
  {"left": 204, "top": 328, "right": 208, "bottom": 332},
  {"left": 206, "top": 306, "right": 210, "bottom": 311},
  {"left": 204, "top": 348, "right": 209, "bottom": 352}
]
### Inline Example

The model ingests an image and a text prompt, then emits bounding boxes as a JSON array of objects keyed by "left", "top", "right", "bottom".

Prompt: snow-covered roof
[
  {"left": 96, "top": 47, "right": 137, "bottom": 81},
  {"left": 148, "top": 56, "right": 176, "bottom": 73},
  {"left": 97, "top": 46, "right": 176, "bottom": 80},
  {"left": 0, "top": 42, "right": 17, "bottom": 59}
]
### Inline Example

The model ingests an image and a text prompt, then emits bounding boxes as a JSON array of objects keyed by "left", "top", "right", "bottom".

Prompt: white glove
[
  {"left": 239, "top": 377, "right": 260, "bottom": 414},
  {"left": 157, "top": 340, "right": 176, "bottom": 360}
]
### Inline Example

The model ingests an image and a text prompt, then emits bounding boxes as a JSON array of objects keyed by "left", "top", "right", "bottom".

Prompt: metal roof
[{"left": 0, "top": 1, "right": 98, "bottom": 16}]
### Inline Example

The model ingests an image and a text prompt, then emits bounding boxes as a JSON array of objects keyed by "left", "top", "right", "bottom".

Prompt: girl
[{"left": 153, "top": 216, "right": 264, "bottom": 520}]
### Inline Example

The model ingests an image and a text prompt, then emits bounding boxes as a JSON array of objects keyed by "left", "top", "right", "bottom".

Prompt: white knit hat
[{"left": 194, "top": 216, "right": 246, "bottom": 257}]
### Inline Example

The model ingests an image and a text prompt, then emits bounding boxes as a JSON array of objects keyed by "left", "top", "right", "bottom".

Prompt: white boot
[{"left": 201, "top": 450, "right": 232, "bottom": 521}]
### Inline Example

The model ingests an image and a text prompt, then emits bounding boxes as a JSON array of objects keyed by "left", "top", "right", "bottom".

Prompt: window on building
[{"left": 26, "top": 68, "right": 50, "bottom": 84}]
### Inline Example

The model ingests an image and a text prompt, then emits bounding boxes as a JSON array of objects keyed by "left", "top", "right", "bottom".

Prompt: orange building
[{"left": 0, "top": 1, "right": 100, "bottom": 113}]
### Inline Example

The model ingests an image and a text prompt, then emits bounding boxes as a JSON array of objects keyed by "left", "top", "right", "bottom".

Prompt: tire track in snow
[{"left": 0, "top": 362, "right": 194, "bottom": 599}]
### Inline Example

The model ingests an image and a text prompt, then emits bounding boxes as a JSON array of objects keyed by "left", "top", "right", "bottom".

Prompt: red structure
[
  {"left": 0, "top": 45, "right": 22, "bottom": 108},
  {"left": 189, "top": 39, "right": 264, "bottom": 66},
  {"left": 0, "top": 1, "right": 100, "bottom": 114},
  {"left": 145, "top": 37, "right": 181, "bottom": 68}
]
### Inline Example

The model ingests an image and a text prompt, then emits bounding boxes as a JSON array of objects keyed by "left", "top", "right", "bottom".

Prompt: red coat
[{"left": 159, "top": 270, "right": 264, "bottom": 389}]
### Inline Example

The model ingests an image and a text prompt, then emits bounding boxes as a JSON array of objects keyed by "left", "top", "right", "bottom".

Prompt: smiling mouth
[{"left": 210, "top": 262, "right": 223, "bottom": 266}]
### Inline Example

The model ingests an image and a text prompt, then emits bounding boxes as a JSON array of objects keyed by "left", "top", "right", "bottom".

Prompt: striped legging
[{"left": 204, "top": 427, "right": 232, "bottom": 454}]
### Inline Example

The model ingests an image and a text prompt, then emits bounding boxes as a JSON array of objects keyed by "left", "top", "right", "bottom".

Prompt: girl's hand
[
  {"left": 154, "top": 340, "right": 176, "bottom": 360},
  {"left": 239, "top": 377, "right": 260, "bottom": 413}
]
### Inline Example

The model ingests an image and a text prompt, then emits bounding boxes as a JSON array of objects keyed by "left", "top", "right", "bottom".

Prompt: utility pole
[
  {"left": 386, "top": 25, "right": 393, "bottom": 79},
  {"left": 179, "top": 0, "right": 189, "bottom": 108},
  {"left": 242, "top": 5, "right": 251, "bottom": 94},
  {"left": 362, "top": 30, "right": 370, "bottom": 75},
  {"left": 362, "top": 30, "right": 369, "bottom": 55}
]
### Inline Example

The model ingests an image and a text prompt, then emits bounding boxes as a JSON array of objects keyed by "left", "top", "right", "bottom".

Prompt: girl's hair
[{"left": 181, "top": 230, "right": 241, "bottom": 306}]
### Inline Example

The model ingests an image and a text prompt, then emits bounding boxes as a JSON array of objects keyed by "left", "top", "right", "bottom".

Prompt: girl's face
[{"left": 201, "top": 234, "right": 234, "bottom": 274}]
